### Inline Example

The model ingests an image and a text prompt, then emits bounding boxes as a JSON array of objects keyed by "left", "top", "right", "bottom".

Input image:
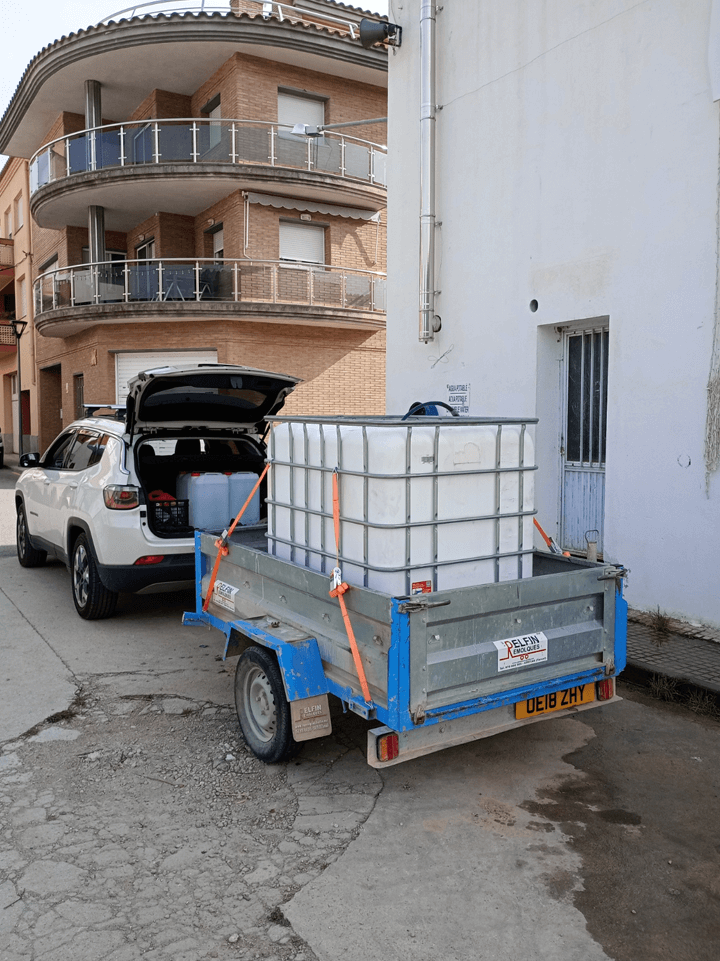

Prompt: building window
[
  {"left": 277, "top": 92, "right": 325, "bottom": 134},
  {"left": 40, "top": 254, "right": 59, "bottom": 274},
  {"left": 17, "top": 277, "right": 26, "bottom": 317},
  {"left": 14, "top": 194, "right": 23, "bottom": 230},
  {"left": 201, "top": 94, "right": 222, "bottom": 149},
  {"left": 74, "top": 374, "right": 85, "bottom": 420},
  {"left": 212, "top": 227, "right": 224, "bottom": 262},
  {"left": 136, "top": 239, "right": 156, "bottom": 260},
  {"left": 279, "top": 222, "right": 325, "bottom": 264},
  {"left": 3, "top": 208, "right": 12, "bottom": 239},
  {"left": 82, "top": 247, "right": 126, "bottom": 265}
]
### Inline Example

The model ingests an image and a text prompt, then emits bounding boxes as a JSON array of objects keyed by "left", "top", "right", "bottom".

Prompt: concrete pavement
[{"left": 2, "top": 461, "right": 719, "bottom": 961}]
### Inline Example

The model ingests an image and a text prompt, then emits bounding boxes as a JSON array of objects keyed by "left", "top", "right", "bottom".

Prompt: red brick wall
[
  {"left": 37, "top": 320, "right": 385, "bottom": 435},
  {"left": 126, "top": 213, "right": 195, "bottom": 260},
  {"left": 129, "top": 90, "right": 192, "bottom": 122},
  {"left": 189, "top": 52, "right": 386, "bottom": 146}
]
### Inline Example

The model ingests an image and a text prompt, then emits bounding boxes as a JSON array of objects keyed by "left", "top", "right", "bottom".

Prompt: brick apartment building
[
  {"left": 0, "top": 157, "right": 34, "bottom": 455},
  {"left": 0, "top": 0, "right": 388, "bottom": 454}
]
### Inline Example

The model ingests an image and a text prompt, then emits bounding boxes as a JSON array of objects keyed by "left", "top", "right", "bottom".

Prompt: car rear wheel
[
  {"left": 234, "top": 646, "right": 298, "bottom": 763},
  {"left": 72, "top": 533, "right": 118, "bottom": 620},
  {"left": 16, "top": 505, "right": 46, "bottom": 568}
]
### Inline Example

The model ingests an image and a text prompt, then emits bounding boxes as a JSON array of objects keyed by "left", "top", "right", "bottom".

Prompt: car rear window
[
  {"left": 138, "top": 373, "right": 291, "bottom": 423},
  {"left": 65, "top": 431, "right": 109, "bottom": 471}
]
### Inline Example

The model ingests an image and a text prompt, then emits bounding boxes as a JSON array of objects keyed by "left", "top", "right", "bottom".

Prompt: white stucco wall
[{"left": 386, "top": 0, "right": 720, "bottom": 625}]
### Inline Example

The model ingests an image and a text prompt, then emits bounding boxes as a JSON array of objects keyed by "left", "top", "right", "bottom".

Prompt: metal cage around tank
[{"left": 266, "top": 415, "right": 539, "bottom": 595}]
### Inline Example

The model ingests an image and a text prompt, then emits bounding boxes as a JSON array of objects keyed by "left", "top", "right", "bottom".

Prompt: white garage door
[{"left": 115, "top": 350, "right": 218, "bottom": 404}]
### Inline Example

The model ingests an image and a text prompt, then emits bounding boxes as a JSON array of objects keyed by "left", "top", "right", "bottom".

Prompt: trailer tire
[{"left": 234, "top": 646, "right": 298, "bottom": 764}]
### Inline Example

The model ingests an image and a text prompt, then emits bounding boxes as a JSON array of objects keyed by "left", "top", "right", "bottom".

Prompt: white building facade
[{"left": 386, "top": 1, "right": 720, "bottom": 626}]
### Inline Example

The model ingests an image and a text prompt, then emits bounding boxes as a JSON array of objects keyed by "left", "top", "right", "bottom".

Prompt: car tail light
[
  {"left": 103, "top": 485, "right": 140, "bottom": 510},
  {"left": 376, "top": 732, "right": 400, "bottom": 762},
  {"left": 134, "top": 555, "right": 165, "bottom": 566},
  {"left": 597, "top": 678, "right": 615, "bottom": 701}
]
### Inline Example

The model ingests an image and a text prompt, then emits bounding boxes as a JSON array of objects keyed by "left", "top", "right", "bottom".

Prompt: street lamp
[
  {"left": 292, "top": 118, "right": 387, "bottom": 138},
  {"left": 10, "top": 318, "right": 28, "bottom": 458}
]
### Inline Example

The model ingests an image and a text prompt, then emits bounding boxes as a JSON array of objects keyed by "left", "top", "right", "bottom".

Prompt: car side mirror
[{"left": 19, "top": 452, "right": 41, "bottom": 468}]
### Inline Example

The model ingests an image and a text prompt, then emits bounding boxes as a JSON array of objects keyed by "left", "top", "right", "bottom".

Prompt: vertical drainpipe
[
  {"left": 419, "top": 1, "right": 439, "bottom": 342},
  {"left": 85, "top": 80, "right": 106, "bottom": 265}
]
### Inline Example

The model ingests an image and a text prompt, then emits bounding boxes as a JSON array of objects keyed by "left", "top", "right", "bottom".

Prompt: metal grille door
[{"left": 561, "top": 326, "right": 609, "bottom": 554}]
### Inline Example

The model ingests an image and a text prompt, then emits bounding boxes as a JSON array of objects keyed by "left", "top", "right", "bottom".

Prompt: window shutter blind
[
  {"left": 279, "top": 223, "right": 325, "bottom": 263},
  {"left": 277, "top": 94, "right": 325, "bottom": 129},
  {"left": 115, "top": 350, "right": 217, "bottom": 404}
]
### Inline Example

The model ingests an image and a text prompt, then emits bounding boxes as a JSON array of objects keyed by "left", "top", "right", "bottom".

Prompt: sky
[{"left": 0, "top": 0, "right": 389, "bottom": 165}]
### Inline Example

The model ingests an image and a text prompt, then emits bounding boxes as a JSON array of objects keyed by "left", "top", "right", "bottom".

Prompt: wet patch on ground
[{"left": 522, "top": 684, "right": 720, "bottom": 961}]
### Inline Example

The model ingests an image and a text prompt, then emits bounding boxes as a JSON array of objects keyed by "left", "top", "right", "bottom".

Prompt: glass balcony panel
[
  {"left": 197, "top": 122, "right": 233, "bottom": 163},
  {"left": 344, "top": 142, "right": 370, "bottom": 181},
  {"left": 97, "top": 262, "right": 126, "bottom": 303},
  {"left": 314, "top": 137, "right": 342, "bottom": 175},
  {"left": 311, "top": 268, "right": 343, "bottom": 307},
  {"left": 198, "top": 263, "right": 234, "bottom": 301},
  {"left": 157, "top": 123, "right": 194, "bottom": 163},
  {"left": 73, "top": 269, "right": 95, "bottom": 305},
  {"left": 128, "top": 262, "right": 160, "bottom": 302},
  {"left": 275, "top": 133, "right": 309, "bottom": 170},
  {"left": 277, "top": 264, "right": 310, "bottom": 303},
  {"left": 127, "top": 125, "right": 155, "bottom": 165},
  {"left": 36, "top": 276, "right": 51, "bottom": 313},
  {"left": 31, "top": 152, "right": 48, "bottom": 190},
  {"left": 373, "top": 151, "right": 387, "bottom": 186},
  {"left": 238, "top": 264, "right": 274, "bottom": 302},
  {"left": 54, "top": 274, "right": 72, "bottom": 309},
  {"left": 95, "top": 130, "right": 122, "bottom": 170},
  {"left": 235, "top": 125, "right": 270, "bottom": 164},
  {"left": 156, "top": 262, "right": 194, "bottom": 301},
  {"left": 345, "top": 273, "right": 372, "bottom": 309},
  {"left": 68, "top": 135, "right": 89, "bottom": 175},
  {"left": 373, "top": 277, "right": 387, "bottom": 311},
  {"left": 47, "top": 143, "right": 66, "bottom": 183}
]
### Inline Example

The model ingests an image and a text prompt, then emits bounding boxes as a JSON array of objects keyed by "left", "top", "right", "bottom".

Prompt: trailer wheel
[{"left": 234, "top": 646, "right": 298, "bottom": 763}]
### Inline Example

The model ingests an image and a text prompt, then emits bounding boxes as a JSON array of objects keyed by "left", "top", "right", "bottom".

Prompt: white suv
[{"left": 15, "top": 365, "right": 299, "bottom": 619}]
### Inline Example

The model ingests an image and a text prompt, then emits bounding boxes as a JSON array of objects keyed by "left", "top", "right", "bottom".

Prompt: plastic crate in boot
[{"left": 152, "top": 499, "right": 191, "bottom": 533}]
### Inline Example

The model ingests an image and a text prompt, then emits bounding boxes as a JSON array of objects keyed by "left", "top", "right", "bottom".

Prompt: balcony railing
[
  {"left": 100, "top": 1, "right": 362, "bottom": 38},
  {"left": 0, "top": 238, "right": 13, "bottom": 266},
  {"left": 33, "top": 259, "right": 387, "bottom": 316},
  {"left": 29, "top": 120, "right": 387, "bottom": 194}
]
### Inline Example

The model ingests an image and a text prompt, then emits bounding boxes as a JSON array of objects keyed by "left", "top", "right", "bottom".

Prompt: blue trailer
[{"left": 183, "top": 526, "right": 626, "bottom": 767}]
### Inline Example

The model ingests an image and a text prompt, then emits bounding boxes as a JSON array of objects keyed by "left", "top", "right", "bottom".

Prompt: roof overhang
[{"left": 0, "top": 12, "right": 388, "bottom": 158}]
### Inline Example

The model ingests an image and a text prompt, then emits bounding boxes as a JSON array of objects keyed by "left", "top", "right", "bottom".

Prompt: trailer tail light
[
  {"left": 376, "top": 732, "right": 399, "bottom": 762},
  {"left": 597, "top": 678, "right": 615, "bottom": 701},
  {"left": 134, "top": 555, "right": 165, "bottom": 566},
  {"left": 104, "top": 485, "right": 140, "bottom": 510}
]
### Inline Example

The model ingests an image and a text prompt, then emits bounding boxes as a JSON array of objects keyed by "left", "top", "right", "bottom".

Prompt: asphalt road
[{"left": 1, "top": 463, "right": 719, "bottom": 961}]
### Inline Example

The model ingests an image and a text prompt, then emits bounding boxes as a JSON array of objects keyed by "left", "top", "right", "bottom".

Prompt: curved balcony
[
  {"left": 100, "top": 2, "right": 362, "bottom": 37},
  {"left": 33, "top": 258, "right": 387, "bottom": 337},
  {"left": 29, "top": 120, "right": 387, "bottom": 229}
]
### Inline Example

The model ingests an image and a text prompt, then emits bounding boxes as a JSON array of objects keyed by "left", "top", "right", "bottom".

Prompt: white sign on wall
[{"left": 446, "top": 382, "right": 471, "bottom": 414}]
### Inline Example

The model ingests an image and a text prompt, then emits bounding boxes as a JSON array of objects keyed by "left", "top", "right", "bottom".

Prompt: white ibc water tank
[{"left": 267, "top": 417, "right": 536, "bottom": 594}]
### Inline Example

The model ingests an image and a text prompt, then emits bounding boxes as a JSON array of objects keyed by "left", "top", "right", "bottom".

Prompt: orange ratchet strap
[
  {"left": 329, "top": 469, "right": 373, "bottom": 705},
  {"left": 203, "top": 463, "right": 270, "bottom": 612},
  {"left": 533, "top": 517, "right": 571, "bottom": 557}
]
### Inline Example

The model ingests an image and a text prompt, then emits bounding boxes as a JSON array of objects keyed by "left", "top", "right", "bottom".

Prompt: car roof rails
[{"left": 83, "top": 404, "right": 126, "bottom": 421}]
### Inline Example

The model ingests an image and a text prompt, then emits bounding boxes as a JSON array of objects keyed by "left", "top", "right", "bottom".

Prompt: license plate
[{"left": 515, "top": 683, "right": 595, "bottom": 719}]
